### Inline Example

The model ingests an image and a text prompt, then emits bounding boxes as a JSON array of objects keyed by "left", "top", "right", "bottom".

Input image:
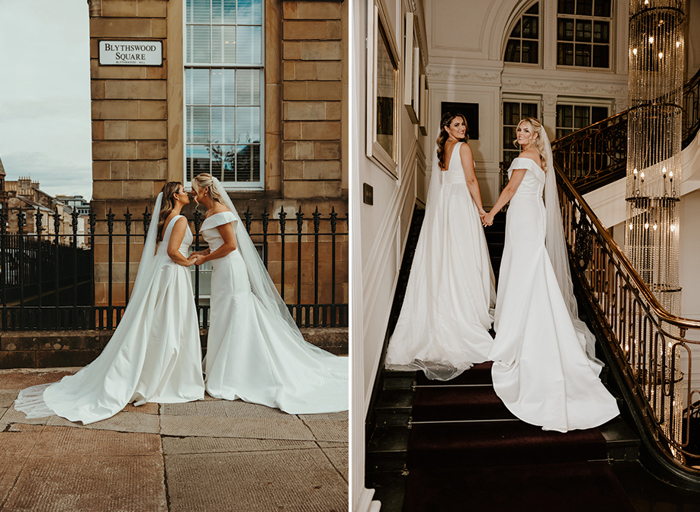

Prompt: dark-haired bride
[
  {"left": 189, "top": 173, "right": 348, "bottom": 414},
  {"left": 384, "top": 112, "right": 495, "bottom": 380},
  {"left": 15, "top": 182, "right": 206, "bottom": 424}
]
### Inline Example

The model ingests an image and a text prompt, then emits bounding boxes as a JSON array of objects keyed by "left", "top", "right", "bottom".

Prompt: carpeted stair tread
[
  {"left": 415, "top": 362, "right": 493, "bottom": 386},
  {"left": 402, "top": 461, "right": 635, "bottom": 512},
  {"left": 412, "top": 385, "right": 515, "bottom": 422},
  {"left": 408, "top": 421, "right": 607, "bottom": 469}
]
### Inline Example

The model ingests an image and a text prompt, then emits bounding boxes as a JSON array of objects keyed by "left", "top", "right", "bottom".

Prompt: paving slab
[
  {"left": 162, "top": 399, "right": 290, "bottom": 419},
  {"left": 165, "top": 449, "right": 348, "bottom": 512},
  {"left": 301, "top": 419, "right": 348, "bottom": 442},
  {"left": 299, "top": 411, "right": 348, "bottom": 422},
  {"left": 160, "top": 415, "right": 315, "bottom": 440},
  {"left": 0, "top": 389, "right": 18, "bottom": 407},
  {"left": 322, "top": 446, "right": 349, "bottom": 481},
  {"left": 124, "top": 402, "right": 160, "bottom": 415},
  {"left": 162, "top": 436, "right": 318, "bottom": 455},
  {"left": 27, "top": 425, "right": 162, "bottom": 457},
  {"left": 1, "top": 404, "right": 50, "bottom": 428},
  {"left": 3, "top": 454, "right": 167, "bottom": 512},
  {"left": 318, "top": 441, "right": 349, "bottom": 448},
  {"left": 0, "top": 368, "right": 78, "bottom": 389},
  {"left": 0, "top": 425, "right": 44, "bottom": 505},
  {"left": 46, "top": 411, "right": 161, "bottom": 434}
]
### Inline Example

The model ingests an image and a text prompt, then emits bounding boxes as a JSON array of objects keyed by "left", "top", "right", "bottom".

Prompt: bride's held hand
[{"left": 482, "top": 211, "right": 495, "bottom": 227}]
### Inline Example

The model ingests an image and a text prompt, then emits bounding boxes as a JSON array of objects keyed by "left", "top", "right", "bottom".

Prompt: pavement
[{"left": 0, "top": 368, "right": 348, "bottom": 512}]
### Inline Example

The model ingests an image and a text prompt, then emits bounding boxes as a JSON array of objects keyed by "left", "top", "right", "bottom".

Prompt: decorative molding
[
  {"left": 502, "top": 77, "right": 629, "bottom": 97},
  {"left": 426, "top": 67, "right": 502, "bottom": 85},
  {"left": 543, "top": 93, "right": 557, "bottom": 108}
]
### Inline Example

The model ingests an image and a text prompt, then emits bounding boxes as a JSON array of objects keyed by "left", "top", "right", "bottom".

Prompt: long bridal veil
[
  {"left": 541, "top": 130, "right": 602, "bottom": 370},
  {"left": 209, "top": 177, "right": 348, "bottom": 360}
]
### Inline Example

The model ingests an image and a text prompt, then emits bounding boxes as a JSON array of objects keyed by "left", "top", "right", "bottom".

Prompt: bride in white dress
[
  {"left": 384, "top": 112, "right": 496, "bottom": 380},
  {"left": 189, "top": 173, "right": 348, "bottom": 414},
  {"left": 482, "top": 118, "right": 619, "bottom": 432},
  {"left": 15, "top": 182, "right": 206, "bottom": 424}
]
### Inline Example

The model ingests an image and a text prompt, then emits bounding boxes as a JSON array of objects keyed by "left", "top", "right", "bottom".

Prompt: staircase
[{"left": 365, "top": 208, "right": 641, "bottom": 511}]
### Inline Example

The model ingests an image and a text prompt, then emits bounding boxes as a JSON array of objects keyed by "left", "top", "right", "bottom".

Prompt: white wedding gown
[
  {"left": 385, "top": 142, "right": 496, "bottom": 380},
  {"left": 490, "top": 158, "right": 619, "bottom": 432},
  {"left": 201, "top": 211, "right": 348, "bottom": 413},
  {"left": 15, "top": 215, "right": 205, "bottom": 424}
]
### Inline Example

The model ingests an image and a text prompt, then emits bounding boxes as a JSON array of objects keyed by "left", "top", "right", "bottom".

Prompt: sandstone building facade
[{"left": 87, "top": 0, "right": 348, "bottom": 310}]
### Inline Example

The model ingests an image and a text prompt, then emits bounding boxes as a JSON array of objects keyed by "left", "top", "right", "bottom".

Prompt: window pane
[
  {"left": 522, "top": 103, "right": 538, "bottom": 118},
  {"left": 505, "top": 40, "right": 521, "bottom": 62},
  {"left": 186, "top": 68, "right": 210, "bottom": 105},
  {"left": 510, "top": 19, "right": 521, "bottom": 38},
  {"left": 223, "top": 26, "right": 236, "bottom": 63},
  {"left": 592, "top": 106, "right": 608, "bottom": 123},
  {"left": 212, "top": 0, "right": 223, "bottom": 23},
  {"left": 574, "top": 106, "right": 590, "bottom": 128},
  {"left": 526, "top": 3, "right": 539, "bottom": 15},
  {"left": 558, "top": 19, "right": 574, "bottom": 41},
  {"left": 236, "top": 69, "right": 260, "bottom": 105},
  {"left": 237, "top": 145, "right": 261, "bottom": 182},
  {"left": 237, "top": 26, "right": 262, "bottom": 64},
  {"left": 189, "top": 106, "right": 210, "bottom": 143},
  {"left": 522, "top": 16, "right": 538, "bottom": 39},
  {"left": 557, "top": 128, "right": 572, "bottom": 139},
  {"left": 558, "top": 42, "right": 574, "bottom": 65},
  {"left": 188, "top": 0, "right": 210, "bottom": 23},
  {"left": 211, "top": 144, "right": 224, "bottom": 181},
  {"left": 504, "top": 127, "right": 516, "bottom": 149},
  {"left": 576, "top": 20, "right": 592, "bottom": 41},
  {"left": 224, "top": 106, "right": 236, "bottom": 142},
  {"left": 220, "top": 145, "right": 236, "bottom": 181},
  {"left": 188, "top": 25, "right": 212, "bottom": 63},
  {"left": 593, "top": 44, "right": 609, "bottom": 67},
  {"left": 187, "top": 145, "right": 210, "bottom": 181},
  {"left": 577, "top": 0, "right": 593, "bottom": 16},
  {"left": 212, "top": 25, "right": 223, "bottom": 63},
  {"left": 211, "top": 107, "right": 223, "bottom": 143},
  {"left": 224, "top": 0, "right": 236, "bottom": 23},
  {"left": 557, "top": 105, "right": 573, "bottom": 127},
  {"left": 575, "top": 44, "right": 591, "bottom": 66},
  {"left": 211, "top": 69, "right": 224, "bottom": 105},
  {"left": 238, "top": 0, "right": 262, "bottom": 25},
  {"left": 503, "top": 102, "right": 520, "bottom": 125},
  {"left": 594, "top": 0, "right": 611, "bottom": 17},
  {"left": 593, "top": 21, "right": 609, "bottom": 43},
  {"left": 558, "top": 0, "right": 575, "bottom": 14},
  {"left": 236, "top": 106, "right": 260, "bottom": 143},
  {"left": 522, "top": 41, "right": 538, "bottom": 63}
]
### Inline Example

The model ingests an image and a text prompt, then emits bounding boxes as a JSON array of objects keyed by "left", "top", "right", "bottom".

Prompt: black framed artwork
[{"left": 441, "top": 102, "right": 479, "bottom": 140}]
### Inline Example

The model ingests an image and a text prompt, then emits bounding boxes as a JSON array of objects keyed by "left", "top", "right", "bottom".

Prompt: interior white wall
[{"left": 351, "top": 0, "right": 427, "bottom": 509}]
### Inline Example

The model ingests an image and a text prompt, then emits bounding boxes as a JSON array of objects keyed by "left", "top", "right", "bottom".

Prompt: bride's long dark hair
[
  {"left": 156, "top": 181, "right": 183, "bottom": 243},
  {"left": 436, "top": 112, "right": 469, "bottom": 170}
]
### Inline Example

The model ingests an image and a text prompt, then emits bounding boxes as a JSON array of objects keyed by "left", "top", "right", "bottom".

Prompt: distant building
[{"left": 0, "top": 169, "right": 90, "bottom": 248}]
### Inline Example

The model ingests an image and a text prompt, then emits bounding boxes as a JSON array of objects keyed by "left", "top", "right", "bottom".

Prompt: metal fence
[{"left": 0, "top": 205, "right": 348, "bottom": 331}]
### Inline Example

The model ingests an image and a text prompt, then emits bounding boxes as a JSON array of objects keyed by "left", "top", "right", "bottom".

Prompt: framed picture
[
  {"left": 366, "top": 0, "right": 400, "bottom": 177},
  {"left": 441, "top": 102, "right": 479, "bottom": 140},
  {"left": 403, "top": 13, "right": 419, "bottom": 124},
  {"left": 419, "top": 74, "right": 428, "bottom": 135}
]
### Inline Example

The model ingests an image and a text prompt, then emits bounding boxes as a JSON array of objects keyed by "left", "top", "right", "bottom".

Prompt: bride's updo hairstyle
[
  {"left": 516, "top": 117, "right": 547, "bottom": 173},
  {"left": 436, "top": 112, "right": 469, "bottom": 170},
  {"left": 157, "top": 181, "right": 184, "bottom": 243},
  {"left": 192, "top": 173, "right": 226, "bottom": 204}
]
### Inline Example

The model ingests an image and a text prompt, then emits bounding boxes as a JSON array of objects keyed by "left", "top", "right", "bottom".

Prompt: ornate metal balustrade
[
  {"left": 551, "top": 67, "right": 700, "bottom": 194},
  {"left": 0, "top": 205, "right": 348, "bottom": 331},
  {"left": 556, "top": 163, "right": 700, "bottom": 475}
]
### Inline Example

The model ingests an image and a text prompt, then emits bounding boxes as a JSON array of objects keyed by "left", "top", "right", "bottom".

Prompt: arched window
[
  {"left": 557, "top": 0, "right": 612, "bottom": 68},
  {"left": 504, "top": 3, "right": 540, "bottom": 65}
]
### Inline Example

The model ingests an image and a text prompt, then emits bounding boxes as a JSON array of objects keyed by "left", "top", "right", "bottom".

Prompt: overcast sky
[{"left": 0, "top": 0, "right": 92, "bottom": 200}]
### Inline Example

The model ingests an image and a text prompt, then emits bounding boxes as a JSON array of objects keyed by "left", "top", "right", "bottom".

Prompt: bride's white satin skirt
[
  {"left": 15, "top": 257, "right": 205, "bottom": 425},
  {"left": 203, "top": 250, "right": 348, "bottom": 414}
]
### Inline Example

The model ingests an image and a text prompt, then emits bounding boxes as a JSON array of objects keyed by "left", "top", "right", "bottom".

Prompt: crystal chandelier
[{"left": 626, "top": 0, "right": 685, "bottom": 456}]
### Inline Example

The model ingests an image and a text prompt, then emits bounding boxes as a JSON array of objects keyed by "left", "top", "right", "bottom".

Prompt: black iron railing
[
  {"left": 0, "top": 205, "right": 348, "bottom": 331},
  {"left": 555, "top": 164, "right": 700, "bottom": 480},
  {"left": 550, "top": 67, "right": 700, "bottom": 194}
]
